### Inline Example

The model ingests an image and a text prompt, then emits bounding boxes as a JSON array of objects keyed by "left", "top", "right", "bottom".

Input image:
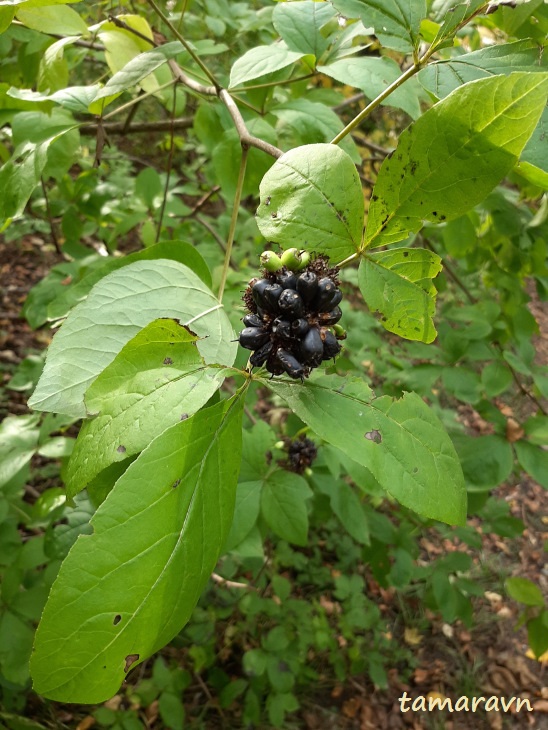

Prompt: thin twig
[
  {"left": 351, "top": 132, "right": 391, "bottom": 157},
  {"left": 122, "top": 90, "right": 144, "bottom": 133},
  {"left": 219, "top": 90, "right": 283, "bottom": 159},
  {"left": 40, "top": 177, "right": 62, "bottom": 257},
  {"left": 332, "top": 91, "right": 366, "bottom": 112},
  {"left": 11, "top": 20, "right": 105, "bottom": 50},
  {"left": 145, "top": 0, "right": 220, "bottom": 89},
  {"left": 156, "top": 84, "right": 178, "bottom": 242},
  {"left": 84, "top": 118, "right": 192, "bottom": 136},
  {"left": 167, "top": 58, "right": 217, "bottom": 97},
  {"left": 218, "top": 147, "right": 248, "bottom": 301},
  {"left": 195, "top": 214, "right": 226, "bottom": 252},
  {"left": 108, "top": 14, "right": 156, "bottom": 46},
  {"left": 230, "top": 73, "right": 315, "bottom": 93},
  {"left": 186, "top": 186, "right": 221, "bottom": 216},
  {"left": 211, "top": 573, "right": 256, "bottom": 590}
]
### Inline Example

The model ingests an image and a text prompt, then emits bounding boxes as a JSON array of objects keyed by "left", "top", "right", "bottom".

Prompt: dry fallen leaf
[
  {"left": 526, "top": 648, "right": 548, "bottom": 664},
  {"left": 404, "top": 627, "right": 423, "bottom": 646},
  {"left": 506, "top": 417, "right": 525, "bottom": 442},
  {"left": 75, "top": 717, "right": 96, "bottom": 730}
]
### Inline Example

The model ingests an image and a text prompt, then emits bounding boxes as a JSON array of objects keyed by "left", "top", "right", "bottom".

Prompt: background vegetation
[{"left": 0, "top": 0, "right": 547, "bottom": 728}]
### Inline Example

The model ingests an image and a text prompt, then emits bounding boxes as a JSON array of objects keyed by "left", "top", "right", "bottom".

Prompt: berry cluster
[
  {"left": 238, "top": 250, "right": 346, "bottom": 379},
  {"left": 280, "top": 435, "right": 318, "bottom": 474}
]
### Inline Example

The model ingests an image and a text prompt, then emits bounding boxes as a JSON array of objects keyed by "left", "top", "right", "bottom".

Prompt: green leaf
[
  {"left": 224, "top": 480, "right": 262, "bottom": 551},
  {"left": 421, "top": 40, "right": 548, "bottom": 99},
  {"left": 431, "top": 0, "right": 487, "bottom": 42},
  {"left": 528, "top": 611, "right": 548, "bottom": 658},
  {"left": 441, "top": 366, "right": 482, "bottom": 404},
  {"left": 0, "top": 610, "right": 34, "bottom": 685},
  {"left": 158, "top": 692, "right": 185, "bottom": 730},
  {"left": 265, "top": 375, "right": 466, "bottom": 525},
  {"left": 261, "top": 471, "right": 312, "bottom": 546},
  {"left": 515, "top": 440, "right": 548, "bottom": 489},
  {"left": 358, "top": 248, "right": 442, "bottom": 342},
  {"left": 8, "top": 85, "right": 101, "bottom": 113},
  {"left": 29, "top": 259, "right": 236, "bottom": 418},
  {"left": 31, "top": 394, "right": 244, "bottom": 703},
  {"left": 229, "top": 44, "right": 308, "bottom": 88},
  {"left": 0, "top": 140, "right": 50, "bottom": 226},
  {"left": 365, "top": 73, "right": 548, "bottom": 248},
  {"left": 256, "top": 143, "right": 364, "bottom": 263},
  {"left": 0, "top": 414, "right": 40, "bottom": 488},
  {"left": 0, "top": 7, "right": 14, "bottom": 32},
  {"left": 331, "top": 0, "right": 426, "bottom": 53},
  {"left": 521, "top": 106, "right": 548, "bottom": 176},
  {"left": 94, "top": 41, "right": 184, "bottom": 101},
  {"left": 64, "top": 319, "right": 225, "bottom": 497},
  {"left": 270, "top": 99, "right": 360, "bottom": 162},
  {"left": 481, "top": 360, "right": 513, "bottom": 397},
  {"left": 523, "top": 415, "right": 548, "bottom": 446},
  {"left": 15, "top": 3, "right": 88, "bottom": 35},
  {"left": 318, "top": 56, "right": 421, "bottom": 119},
  {"left": 314, "top": 476, "right": 369, "bottom": 544},
  {"left": 0, "top": 0, "right": 76, "bottom": 5},
  {"left": 451, "top": 434, "right": 513, "bottom": 490},
  {"left": 272, "top": 0, "right": 335, "bottom": 58},
  {"left": 505, "top": 577, "right": 544, "bottom": 607},
  {"left": 47, "top": 241, "right": 212, "bottom": 321}
]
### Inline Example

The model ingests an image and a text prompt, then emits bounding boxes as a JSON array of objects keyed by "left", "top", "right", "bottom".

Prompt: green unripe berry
[
  {"left": 333, "top": 324, "right": 347, "bottom": 340},
  {"left": 296, "top": 251, "right": 310, "bottom": 270},
  {"left": 280, "top": 248, "right": 301, "bottom": 271},
  {"left": 260, "top": 251, "right": 283, "bottom": 272}
]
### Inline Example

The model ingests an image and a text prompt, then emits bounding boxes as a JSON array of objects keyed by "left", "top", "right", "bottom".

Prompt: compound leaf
[{"left": 31, "top": 394, "right": 244, "bottom": 703}]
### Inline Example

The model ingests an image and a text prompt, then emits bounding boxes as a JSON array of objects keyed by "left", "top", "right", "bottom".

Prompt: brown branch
[
  {"left": 219, "top": 89, "right": 283, "bottom": 158},
  {"left": 332, "top": 91, "right": 365, "bottom": 112},
  {"left": 11, "top": 21, "right": 105, "bottom": 50},
  {"left": 186, "top": 185, "right": 221, "bottom": 216},
  {"left": 107, "top": 14, "right": 156, "bottom": 47},
  {"left": 167, "top": 59, "right": 217, "bottom": 97},
  {"left": 80, "top": 118, "right": 193, "bottom": 135}
]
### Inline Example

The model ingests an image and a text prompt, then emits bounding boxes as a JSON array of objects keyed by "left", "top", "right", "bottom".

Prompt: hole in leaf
[
  {"left": 124, "top": 654, "right": 139, "bottom": 673},
  {"left": 117, "top": 445, "right": 126, "bottom": 453},
  {"left": 113, "top": 614, "right": 121, "bottom": 625},
  {"left": 364, "top": 430, "right": 382, "bottom": 444}
]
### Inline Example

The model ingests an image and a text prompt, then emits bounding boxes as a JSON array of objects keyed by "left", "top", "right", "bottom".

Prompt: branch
[
  {"left": 80, "top": 118, "right": 193, "bottom": 135},
  {"left": 145, "top": 0, "right": 220, "bottom": 89},
  {"left": 219, "top": 90, "right": 283, "bottom": 158},
  {"left": 167, "top": 59, "right": 217, "bottom": 97}
]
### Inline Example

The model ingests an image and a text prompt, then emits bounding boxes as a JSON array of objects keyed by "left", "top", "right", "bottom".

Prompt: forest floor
[{"left": 1, "top": 236, "right": 547, "bottom": 730}]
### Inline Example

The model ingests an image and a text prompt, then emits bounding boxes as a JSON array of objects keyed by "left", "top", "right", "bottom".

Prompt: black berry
[{"left": 239, "top": 254, "right": 343, "bottom": 379}]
